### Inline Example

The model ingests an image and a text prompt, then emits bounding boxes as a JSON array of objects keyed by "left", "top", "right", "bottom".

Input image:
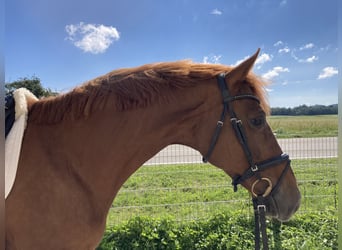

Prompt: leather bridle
[{"left": 202, "top": 73, "right": 291, "bottom": 250}]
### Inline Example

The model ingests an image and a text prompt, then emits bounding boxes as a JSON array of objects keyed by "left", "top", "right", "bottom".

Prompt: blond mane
[{"left": 29, "top": 61, "right": 269, "bottom": 124}]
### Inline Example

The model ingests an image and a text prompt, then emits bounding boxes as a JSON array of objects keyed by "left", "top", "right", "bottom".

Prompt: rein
[{"left": 203, "top": 73, "right": 291, "bottom": 250}]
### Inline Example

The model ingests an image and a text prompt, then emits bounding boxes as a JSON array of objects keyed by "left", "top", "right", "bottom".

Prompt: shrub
[{"left": 97, "top": 211, "right": 337, "bottom": 250}]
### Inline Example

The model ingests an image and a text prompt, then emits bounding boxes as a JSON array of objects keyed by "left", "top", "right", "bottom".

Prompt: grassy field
[
  {"left": 106, "top": 115, "right": 338, "bottom": 226},
  {"left": 267, "top": 115, "right": 338, "bottom": 138},
  {"left": 107, "top": 158, "right": 337, "bottom": 226}
]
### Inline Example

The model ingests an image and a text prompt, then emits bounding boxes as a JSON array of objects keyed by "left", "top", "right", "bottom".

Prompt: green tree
[{"left": 5, "top": 76, "right": 58, "bottom": 98}]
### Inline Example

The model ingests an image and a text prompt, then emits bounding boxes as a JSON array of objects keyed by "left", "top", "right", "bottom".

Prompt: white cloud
[
  {"left": 262, "top": 66, "right": 289, "bottom": 81},
  {"left": 210, "top": 8, "right": 223, "bottom": 15},
  {"left": 65, "top": 22, "right": 120, "bottom": 54},
  {"left": 232, "top": 52, "right": 271, "bottom": 68},
  {"left": 274, "top": 41, "right": 283, "bottom": 47},
  {"left": 305, "top": 55, "right": 318, "bottom": 63},
  {"left": 299, "top": 43, "right": 314, "bottom": 50},
  {"left": 278, "top": 46, "right": 290, "bottom": 54},
  {"left": 291, "top": 52, "right": 318, "bottom": 63},
  {"left": 317, "top": 67, "right": 338, "bottom": 79},
  {"left": 203, "top": 54, "right": 222, "bottom": 64},
  {"left": 256, "top": 53, "right": 272, "bottom": 65}
]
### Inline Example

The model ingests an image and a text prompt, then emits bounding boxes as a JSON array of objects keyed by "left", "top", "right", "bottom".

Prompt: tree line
[
  {"left": 271, "top": 104, "right": 337, "bottom": 116},
  {"left": 5, "top": 76, "right": 58, "bottom": 98},
  {"left": 5, "top": 76, "right": 338, "bottom": 116}
]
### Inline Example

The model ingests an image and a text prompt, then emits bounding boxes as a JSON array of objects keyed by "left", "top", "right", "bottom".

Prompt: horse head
[{"left": 198, "top": 49, "right": 300, "bottom": 222}]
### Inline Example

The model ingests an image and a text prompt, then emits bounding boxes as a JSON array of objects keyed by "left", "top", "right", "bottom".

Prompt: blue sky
[{"left": 6, "top": 0, "right": 338, "bottom": 107}]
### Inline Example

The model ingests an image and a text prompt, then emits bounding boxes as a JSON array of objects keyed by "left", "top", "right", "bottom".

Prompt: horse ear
[{"left": 227, "top": 48, "right": 260, "bottom": 84}]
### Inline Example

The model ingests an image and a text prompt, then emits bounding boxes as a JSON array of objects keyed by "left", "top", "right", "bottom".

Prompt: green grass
[
  {"left": 99, "top": 211, "right": 337, "bottom": 250},
  {"left": 267, "top": 115, "right": 338, "bottom": 138},
  {"left": 107, "top": 158, "right": 338, "bottom": 226}
]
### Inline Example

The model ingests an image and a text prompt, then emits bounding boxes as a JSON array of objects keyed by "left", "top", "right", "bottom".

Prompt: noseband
[{"left": 202, "top": 73, "right": 291, "bottom": 250}]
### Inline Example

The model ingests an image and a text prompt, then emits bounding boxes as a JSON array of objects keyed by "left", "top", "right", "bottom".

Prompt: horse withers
[{"left": 6, "top": 49, "right": 300, "bottom": 249}]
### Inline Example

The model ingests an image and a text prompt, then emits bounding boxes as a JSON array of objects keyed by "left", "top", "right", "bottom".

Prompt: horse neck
[{"left": 27, "top": 81, "right": 217, "bottom": 210}]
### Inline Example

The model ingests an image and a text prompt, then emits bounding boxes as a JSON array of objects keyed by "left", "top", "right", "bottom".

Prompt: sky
[{"left": 5, "top": 0, "right": 339, "bottom": 107}]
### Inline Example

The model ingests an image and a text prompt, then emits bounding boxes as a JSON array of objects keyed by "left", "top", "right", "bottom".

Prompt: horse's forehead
[{"left": 235, "top": 80, "right": 256, "bottom": 94}]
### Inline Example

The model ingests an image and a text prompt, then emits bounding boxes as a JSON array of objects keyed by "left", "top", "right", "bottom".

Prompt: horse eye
[{"left": 250, "top": 117, "right": 265, "bottom": 127}]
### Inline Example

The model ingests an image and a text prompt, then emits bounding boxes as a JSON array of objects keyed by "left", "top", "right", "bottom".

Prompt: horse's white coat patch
[{"left": 5, "top": 88, "right": 38, "bottom": 199}]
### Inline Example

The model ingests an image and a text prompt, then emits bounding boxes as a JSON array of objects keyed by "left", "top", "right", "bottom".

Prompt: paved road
[{"left": 145, "top": 137, "right": 337, "bottom": 165}]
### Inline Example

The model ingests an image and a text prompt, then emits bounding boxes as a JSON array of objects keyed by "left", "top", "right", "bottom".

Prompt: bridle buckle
[
  {"left": 251, "top": 164, "right": 258, "bottom": 172},
  {"left": 257, "top": 205, "right": 266, "bottom": 212}
]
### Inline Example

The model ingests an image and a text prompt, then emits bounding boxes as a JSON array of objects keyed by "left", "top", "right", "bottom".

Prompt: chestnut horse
[{"left": 6, "top": 49, "right": 300, "bottom": 249}]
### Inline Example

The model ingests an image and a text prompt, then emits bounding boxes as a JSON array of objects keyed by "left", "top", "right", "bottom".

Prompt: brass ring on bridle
[{"left": 251, "top": 177, "right": 273, "bottom": 197}]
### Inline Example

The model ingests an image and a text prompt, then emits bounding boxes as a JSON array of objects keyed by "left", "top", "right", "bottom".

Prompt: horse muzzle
[
  {"left": 268, "top": 184, "right": 301, "bottom": 222},
  {"left": 253, "top": 177, "right": 300, "bottom": 222}
]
